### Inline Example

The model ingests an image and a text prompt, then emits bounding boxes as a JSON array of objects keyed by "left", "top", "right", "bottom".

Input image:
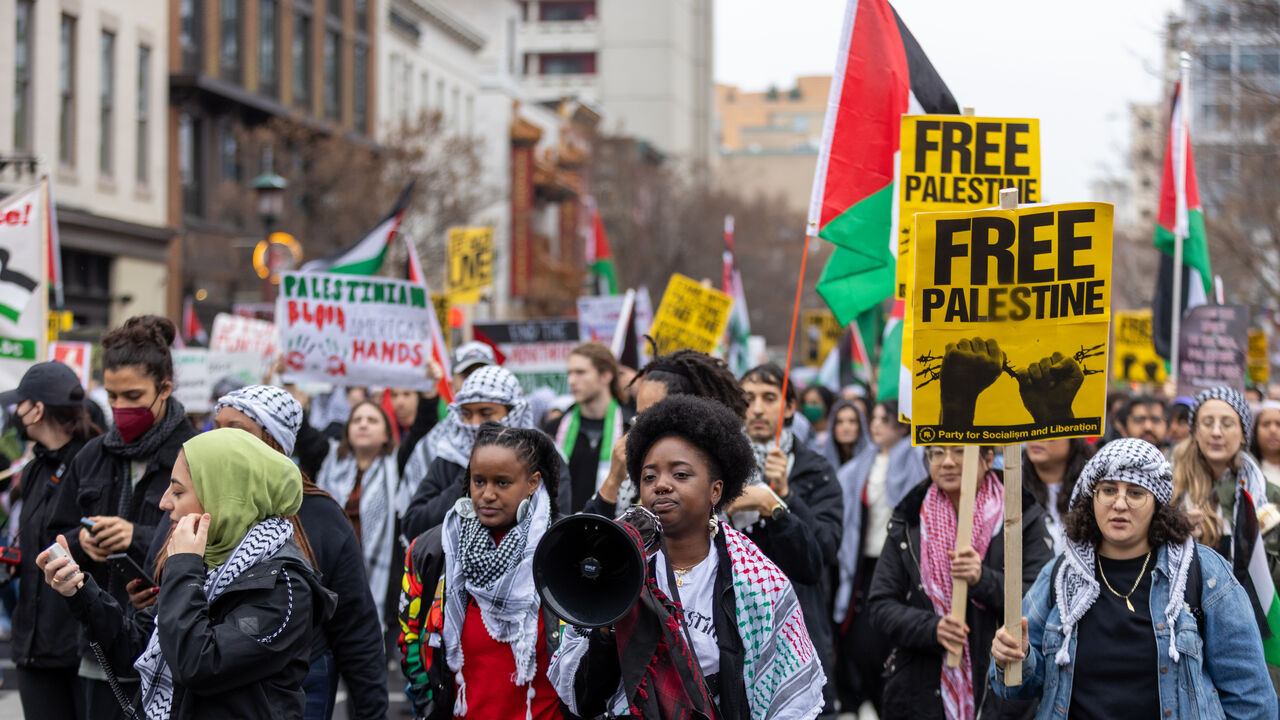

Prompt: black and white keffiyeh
[
  {"left": 441, "top": 484, "right": 551, "bottom": 716},
  {"left": 1055, "top": 438, "right": 1194, "bottom": 665},
  {"left": 429, "top": 366, "right": 533, "bottom": 467},
  {"left": 1192, "top": 386, "right": 1253, "bottom": 445},
  {"left": 215, "top": 385, "right": 305, "bottom": 455},
  {"left": 134, "top": 517, "right": 294, "bottom": 719}
]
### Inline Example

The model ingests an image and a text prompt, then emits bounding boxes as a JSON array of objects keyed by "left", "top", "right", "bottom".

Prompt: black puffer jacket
[
  {"left": 740, "top": 441, "right": 843, "bottom": 702},
  {"left": 11, "top": 439, "right": 89, "bottom": 669},
  {"left": 867, "top": 479, "right": 1054, "bottom": 720},
  {"left": 67, "top": 542, "right": 335, "bottom": 720}
]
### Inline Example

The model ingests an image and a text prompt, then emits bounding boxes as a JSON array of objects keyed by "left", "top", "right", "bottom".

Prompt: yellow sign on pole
[
  {"left": 909, "top": 202, "right": 1113, "bottom": 445},
  {"left": 649, "top": 273, "right": 733, "bottom": 356},
  {"left": 1112, "top": 310, "right": 1167, "bottom": 384},
  {"left": 446, "top": 227, "right": 494, "bottom": 304},
  {"left": 431, "top": 294, "right": 451, "bottom": 350},
  {"left": 801, "top": 310, "right": 842, "bottom": 367},
  {"left": 1249, "top": 328, "right": 1270, "bottom": 386},
  {"left": 46, "top": 310, "right": 73, "bottom": 341},
  {"left": 897, "top": 116, "right": 1042, "bottom": 300}
]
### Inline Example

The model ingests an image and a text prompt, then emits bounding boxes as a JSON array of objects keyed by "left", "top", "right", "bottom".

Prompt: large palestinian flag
[
  {"left": 1151, "top": 81, "right": 1211, "bottom": 359},
  {"left": 299, "top": 182, "right": 414, "bottom": 275},
  {"left": 810, "top": 0, "right": 957, "bottom": 327}
]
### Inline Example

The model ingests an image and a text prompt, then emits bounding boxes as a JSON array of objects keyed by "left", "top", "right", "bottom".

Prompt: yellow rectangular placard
[
  {"left": 1112, "top": 310, "right": 1167, "bottom": 384},
  {"left": 446, "top": 227, "right": 494, "bottom": 304},
  {"left": 897, "top": 116, "right": 1042, "bottom": 300},
  {"left": 802, "top": 310, "right": 842, "bottom": 367},
  {"left": 649, "top": 273, "right": 733, "bottom": 356},
  {"left": 909, "top": 202, "right": 1112, "bottom": 445},
  {"left": 1249, "top": 328, "right": 1269, "bottom": 386}
]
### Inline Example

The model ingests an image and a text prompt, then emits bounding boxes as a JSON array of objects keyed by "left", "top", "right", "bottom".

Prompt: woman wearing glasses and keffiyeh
[{"left": 990, "top": 438, "right": 1275, "bottom": 719}]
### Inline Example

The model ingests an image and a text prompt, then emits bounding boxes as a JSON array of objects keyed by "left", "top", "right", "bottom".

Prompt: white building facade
[{"left": 0, "top": 0, "right": 173, "bottom": 331}]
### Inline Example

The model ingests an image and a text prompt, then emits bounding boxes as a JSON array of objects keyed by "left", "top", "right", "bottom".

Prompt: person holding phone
[
  {"left": 1, "top": 362, "right": 102, "bottom": 718},
  {"left": 46, "top": 316, "right": 196, "bottom": 718},
  {"left": 38, "top": 428, "right": 333, "bottom": 719}
]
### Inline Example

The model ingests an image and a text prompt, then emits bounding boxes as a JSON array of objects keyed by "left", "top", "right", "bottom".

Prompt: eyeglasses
[
  {"left": 1093, "top": 485, "right": 1152, "bottom": 508},
  {"left": 925, "top": 446, "right": 965, "bottom": 462},
  {"left": 1196, "top": 416, "right": 1239, "bottom": 432}
]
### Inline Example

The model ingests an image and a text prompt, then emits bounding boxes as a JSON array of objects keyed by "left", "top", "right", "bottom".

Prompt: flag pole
[
  {"left": 777, "top": 233, "right": 813, "bottom": 444},
  {"left": 1170, "top": 51, "right": 1191, "bottom": 385}
]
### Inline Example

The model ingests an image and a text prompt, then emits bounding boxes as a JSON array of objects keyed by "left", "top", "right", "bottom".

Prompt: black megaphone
[{"left": 533, "top": 513, "right": 648, "bottom": 628}]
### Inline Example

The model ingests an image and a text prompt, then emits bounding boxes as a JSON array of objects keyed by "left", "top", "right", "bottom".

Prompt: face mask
[
  {"left": 113, "top": 405, "right": 156, "bottom": 445},
  {"left": 801, "top": 404, "right": 825, "bottom": 424}
]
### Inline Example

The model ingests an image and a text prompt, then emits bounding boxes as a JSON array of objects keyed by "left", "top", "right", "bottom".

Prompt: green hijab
[{"left": 181, "top": 428, "right": 303, "bottom": 569}]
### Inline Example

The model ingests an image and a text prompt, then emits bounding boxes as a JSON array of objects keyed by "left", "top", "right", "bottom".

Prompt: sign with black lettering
[
  {"left": 1113, "top": 310, "right": 1166, "bottom": 384},
  {"left": 910, "top": 202, "right": 1112, "bottom": 445},
  {"left": 447, "top": 227, "right": 494, "bottom": 304},
  {"left": 473, "top": 319, "right": 579, "bottom": 395},
  {"left": 801, "top": 310, "right": 842, "bottom": 368},
  {"left": 898, "top": 116, "right": 1041, "bottom": 300},
  {"left": 1176, "top": 305, "right": 1248, "bottom": 398},
  {"left": 649, "top": 273, "right": 733, "bottom": 356}
]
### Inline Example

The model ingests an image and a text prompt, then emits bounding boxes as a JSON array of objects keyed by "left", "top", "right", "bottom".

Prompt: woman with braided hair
[
  {"left": 586, "top": 348, "right": 748, "bottom": 517},
  {"left": 398, "top": 423, "right": 567, "bottom": 719}
]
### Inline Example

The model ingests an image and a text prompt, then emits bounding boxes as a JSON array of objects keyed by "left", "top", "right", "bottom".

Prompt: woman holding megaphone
[
  {"left": 397, "top": 423, "right": 567, "bottom": 719},
  {"left": 549, "top": 394, "right": 826, "bottom": 719}
]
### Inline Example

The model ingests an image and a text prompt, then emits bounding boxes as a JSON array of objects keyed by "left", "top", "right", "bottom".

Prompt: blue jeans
[{"left": 302, "top": 652, "right": 338, "bottom": 720}]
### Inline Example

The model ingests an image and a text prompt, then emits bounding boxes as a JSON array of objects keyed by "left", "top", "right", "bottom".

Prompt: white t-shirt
[
  {"left": 1263, "top": 459, "right": 1280, "bottom": 491},
  {"left": 655, "top": 549, "right": 720, "bottom": 678},
  {"left": 1045, "top": 483, "right": 1066, "bottom": 554},
  {"left": 863, "top": 453, "right": 892, "bottom": 558}
]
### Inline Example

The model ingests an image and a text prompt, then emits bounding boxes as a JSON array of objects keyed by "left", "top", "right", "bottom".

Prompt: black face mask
[{"left": 11, "top": 404, "right": 36, "bottom": 444}]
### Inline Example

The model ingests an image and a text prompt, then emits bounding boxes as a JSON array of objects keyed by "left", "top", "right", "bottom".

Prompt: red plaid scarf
[{"left": 918, "top": 472, "right": 1003, "bottom": 720}]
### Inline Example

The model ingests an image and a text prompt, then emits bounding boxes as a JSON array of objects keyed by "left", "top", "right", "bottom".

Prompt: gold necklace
[
  {"left": 1097, "top": 551, "right": 1152, "bottom": 612},
  {"left": 672, "top": 564, "right": 692, "bottom": 587}
]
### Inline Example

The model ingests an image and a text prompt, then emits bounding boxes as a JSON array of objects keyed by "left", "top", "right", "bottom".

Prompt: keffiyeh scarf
[
  {"left": 429, "top": 366, "right": 533, "bottom": 467},
  {"left": 215, "top": 385, "right": 304, "bottom": 456},
  {"left": 1055, "top": 438, "right": 1194, "bottom": 665},
  {"left": 134, "top": 517, "right": 294, "bottom": 719},
  {"left": 722, "top": 524, "right": 826, "bottom": 719},
  {"left": 441, "top": 484, "right": 551, "bottom": 717},
  {"left": 919, "top": 473, "right": 1003, "bottom": 720}
]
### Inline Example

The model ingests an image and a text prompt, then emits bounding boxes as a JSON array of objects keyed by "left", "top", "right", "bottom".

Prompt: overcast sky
[{"left": 714, "top": 0, "right": 1183, "bottom": 203}]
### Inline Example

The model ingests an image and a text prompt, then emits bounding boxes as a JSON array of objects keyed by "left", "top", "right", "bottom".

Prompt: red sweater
[{"left": 457, "top": 598, "right": 563, "bottom": 719}]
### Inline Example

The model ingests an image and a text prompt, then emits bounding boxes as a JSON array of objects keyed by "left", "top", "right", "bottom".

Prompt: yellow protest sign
[
  {"left": 909, "top": 202, "right": 1112, "bottom": 445},
  {"left": 1112, "top": 310, "right": 1166, "bottom": 384},
  {"left": 802, "top": 310, "right": 842, "bottom": 367},
  {"left": 447, "top": 227, "right": 494, "bottom": 304},
  {"left": 897, "top": 116, "right": 1041, "bottom": 300},
  {"left": 649, "top": 273, "right": 733, "bottom": 356},
  {"left": 431, "top": 294, "right": 451, "bottom": 350},
  {"left": 1249, "top": 328, "right": 1269, "bottom": 386}
]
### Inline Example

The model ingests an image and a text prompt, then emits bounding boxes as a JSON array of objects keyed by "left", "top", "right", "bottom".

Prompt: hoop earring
[
  {"left": 708, "top": 509, "right": 719, "bottom": 538},
  {"left": 516, "top": 496, "right": 532, "bottom": 523}
]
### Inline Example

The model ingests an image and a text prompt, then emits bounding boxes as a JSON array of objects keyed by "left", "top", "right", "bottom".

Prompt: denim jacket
[{"left": 989, "top": 544, "right": 1277, "bottom": 720}]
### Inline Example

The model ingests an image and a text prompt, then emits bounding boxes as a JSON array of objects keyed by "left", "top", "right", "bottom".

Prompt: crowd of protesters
[{"left": 0, "top": 313, "right": 1277, "bottom": 719}]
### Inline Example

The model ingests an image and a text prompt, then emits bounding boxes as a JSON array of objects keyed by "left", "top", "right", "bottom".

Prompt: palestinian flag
[
  {"left": 1152, "top": 81, "right": 1211, "bottom": 359},
  {"left": 879, "top": 299, "right": 905, "bottom": 403},
  {"left": 1235, "top": 484, "right": 1280, "bottom": 666},
  {"left": 182, "top": 296, "right": 208, "bottom": 346},
  {"left": 587, "top": 201, "right": 619, "bottom": 295},
  {"left": 723, "top": 216, "right": 752, "bottom": 376},
  {"left": 300, "top": 183, "right": 414, "bottom": 275},
  {"left": 817, "top": 321, "right": 872, "bottom": 391},
  {"left": 404, "top": 235, "right": 454, "bottom": 403},
  {"left": 809, "top": 0, "right": 957, "bottom": 327}
]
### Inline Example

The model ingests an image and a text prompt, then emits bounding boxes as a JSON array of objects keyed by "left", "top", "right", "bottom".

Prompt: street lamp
[{"left": 251, "top": 171, "right": 287, "bottom": 233}]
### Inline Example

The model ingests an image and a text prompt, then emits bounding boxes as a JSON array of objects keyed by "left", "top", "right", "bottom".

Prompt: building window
[
  {"left": 539, "top": 1, "right": 596, "bottom": 21},
  {"left": 436, "top": 79, "right": 444, "bottom": 109},
  {"left": 136, "top": 45, "right": 151, "bottom": 184},
  {"left": 179, "top": 113, "right": 204, "bottom": 217},
  {"left": 180, "top": 0, "right": 203, "bottom": 73},
  {"left": 293, "top": 8, "right": 312, "bottom": 108},
  {"left": 538, "top": 52, "right": 595, "bottom": 75},
  {"left": 400, "top": 56, "right": 411, "bottom": 122},
  {"left": 14, "top": 0, "right": 33, "bottom": 152},
  {"left": 466, "top": 95, "right": 474, "bottom": 133},
  {"left": 259, "top": 0, "right": 279, "bottom": 96},
  {"left": 328, "top": 0, "right": 342, "bottom": 19},
  {"left": 355, "top": 0, "right": 367, "bottom": 32},
  {"left": 323, "top": 31, "right": 341, "bottom": 120},
  {"left": 59, "top": 15, "right": 76, "bottom": 166},
  {"left": 100, "top": 31, "right": 116, "bottom": 176},
  {"left": 354, "top": 42, "right": 368, "bottom": 133},
  {"left": 220, "top": 0, "right": 242, "bottom": 82},
  {"left": 420, "top": 72, "right": 429, "bottom": 114},
  {"left": 218, "top": 123, "right": 239, "bottom": 182},
  {"left": 1204, "top": 51, "right": 1232, "bottom": 74},
  {"left": 451, "top": 87, "right": 460, "bottom": 125}
]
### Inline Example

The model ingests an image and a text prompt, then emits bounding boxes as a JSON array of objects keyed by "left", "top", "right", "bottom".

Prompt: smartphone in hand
[{"left": 106, "top": 553, "right": 156, "bottom": 591}]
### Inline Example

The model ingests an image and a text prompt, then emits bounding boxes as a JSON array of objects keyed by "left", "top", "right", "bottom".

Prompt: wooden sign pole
[
  {"left": 947, "top": 444, "right": 981, "bottom": 668},
  {"left": 996, "top": 186, "right": 1025, "bottom": 685}
]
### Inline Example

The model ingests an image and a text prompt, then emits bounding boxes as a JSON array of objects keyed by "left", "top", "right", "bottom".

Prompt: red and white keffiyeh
[{"left": 918, "top": 471, "right": 1004, "bottom": 720}]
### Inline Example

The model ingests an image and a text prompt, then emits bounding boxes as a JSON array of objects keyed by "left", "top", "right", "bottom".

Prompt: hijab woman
[
  {"left": 398, "top": 424, "right": 566, "bottom": 719},
  {"left": 39, "top": 428, "right": 332, "bottom": 719},
  {"left": 549, "top": 394, "right": 826, "bottom": 719}
]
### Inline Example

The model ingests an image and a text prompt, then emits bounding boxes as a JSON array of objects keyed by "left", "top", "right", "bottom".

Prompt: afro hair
[{"left": 626, "top": 393, "right": 755, "bottom": 511}]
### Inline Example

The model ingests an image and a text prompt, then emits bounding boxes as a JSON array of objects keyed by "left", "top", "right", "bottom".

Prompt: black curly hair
[
  {"left": 625, "top": 394, "right": 754, "bottom": 511},
  {"left": 101, "top": 315, "right": 177, "bottom": 385},
  {"left": 633, "top": 348, "right": 748, "bottom": 419},
  {"left": 465, "top": 423, "right": 562, "bottom": 518}
]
